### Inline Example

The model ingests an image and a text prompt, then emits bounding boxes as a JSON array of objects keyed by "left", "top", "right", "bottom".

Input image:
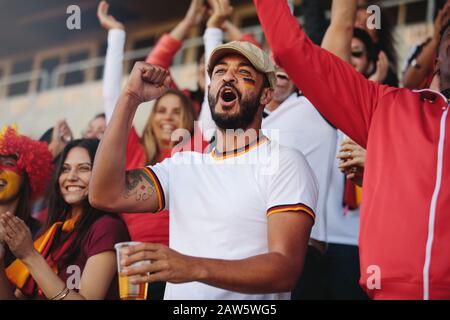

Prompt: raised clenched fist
[{"left": 125, "top": 62, "right": 171, "bottom": 104}]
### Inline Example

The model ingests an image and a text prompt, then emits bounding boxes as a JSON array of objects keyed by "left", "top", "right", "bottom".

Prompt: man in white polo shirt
[{"left": 90, "top": 41, "right": 318, "bottom": 300}]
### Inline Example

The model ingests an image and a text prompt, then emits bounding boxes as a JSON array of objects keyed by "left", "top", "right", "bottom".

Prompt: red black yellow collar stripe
[
  {"left": 267, "top": 203, "right": 315, "bottom": 221},
  {"left": 212, "top": 136, "right": 269, "bottom": 160},
  {"left": 142, "top": 167, "right": 165, "bottom": 212}
]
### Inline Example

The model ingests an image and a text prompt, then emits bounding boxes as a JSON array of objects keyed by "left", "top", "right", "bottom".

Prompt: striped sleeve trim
[
  {"left": 267, "top": 203, "right": 315, "bottom": 221},
  {"left": 142, "top": 167, "right": 165, "bottom": 212}
]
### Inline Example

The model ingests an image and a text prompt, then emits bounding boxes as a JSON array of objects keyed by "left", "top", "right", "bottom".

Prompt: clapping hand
[{"left": 0, "top": 212, "right": 35, "bottom": 261}]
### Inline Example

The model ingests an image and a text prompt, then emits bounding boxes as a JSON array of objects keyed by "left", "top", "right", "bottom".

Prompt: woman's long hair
[
  {"left": 15, "top": 172, "right": 32, "bottom": 224},
  {"left": 44, "top": 138, "right": 109, "bottom": 269},
  {"left": 142, "top": 89, "right": 195, "bottom": 165}
]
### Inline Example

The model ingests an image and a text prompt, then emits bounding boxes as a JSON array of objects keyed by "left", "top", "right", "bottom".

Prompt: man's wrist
[
  {"left": 123, "top": 90, "right": 144, "bottom": 107},
  {"left": 189, "top": 256, "right": 209, "bottom": 283}
]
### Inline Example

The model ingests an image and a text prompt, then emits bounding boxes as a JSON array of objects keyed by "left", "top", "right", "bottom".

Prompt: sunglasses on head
[
  {"left": 351, "top": 50, "right": 365, "bottom": 58},
  {"left": 276, "top": 74, "right": 290, "bottom": 81}
]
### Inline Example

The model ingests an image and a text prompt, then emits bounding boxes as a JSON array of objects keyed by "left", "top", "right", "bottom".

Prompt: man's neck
[
  {"left": 0, "top": 199, "right": 19, "bottom": 215},
  {"left": 215, "top": 114, "right": 263, "bottom": 154}
]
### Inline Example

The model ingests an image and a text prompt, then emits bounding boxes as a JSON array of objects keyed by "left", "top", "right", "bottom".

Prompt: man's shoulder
[
  {"left": 268, "top": 141, "right": 314, "bottom": 174},
  {"left": 269, "top": 140, "right": 306, "bottom": 159},
  {"left": 162, "top": 150, "right": 210, "bottom": 166}
]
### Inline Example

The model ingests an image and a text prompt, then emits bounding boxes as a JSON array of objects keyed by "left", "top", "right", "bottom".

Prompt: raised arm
[
  {"left": 255, "top": 0, "right": 386, "bottom": 148},
  {"left": 145, "top": 0, "right": 206, "bottom": 69},
  {"left": 403, "top": 2, "right": 450, "bottom": 90},
  {"left": 321, "top": 0, "right": 357, "bottom": 63},
  {"left": 97, "top": 1, "right": 126, "bottom": 124},
  {"left": 89, "top": 62, "right": 171, "bottom": 213},
  {"left": 221, "top": 20, "right": 261, "bottom": 47},
  {"left": 197, "top": 0, "right": 232, "bottom": 142}
]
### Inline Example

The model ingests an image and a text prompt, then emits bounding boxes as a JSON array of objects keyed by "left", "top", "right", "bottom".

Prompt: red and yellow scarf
[{"left": 5, "top": 219, "right": 77, "bottom": 296}]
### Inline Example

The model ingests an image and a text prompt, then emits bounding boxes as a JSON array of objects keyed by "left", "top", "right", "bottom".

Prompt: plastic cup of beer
[{"left": 115, "top": 241, "right": 150, "bottom": 300}]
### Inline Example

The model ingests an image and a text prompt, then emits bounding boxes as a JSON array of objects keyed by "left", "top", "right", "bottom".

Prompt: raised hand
[
  {"left": 433, "top": 1, "right": 450, "bottom": 40},
  {"left": 170, "top": 0, "right": 207, "bottom": 41},
  {"left": 369, "top": 51, "right": 389, "bottom": 84},
  {"left": 124, "top": 62, "right": 171, "bottom": 104},
  {"left": 48, "top": 119, "right": 73, "bottom": 158},
  {"left": 184, "top": 0, "right": 207, "bottom": 28},
  {"left": 97, "top": 1, "right": 124, "bottom": 31},
  {"left": 207, "top": 0, "right": 233, "bottom": 28}
]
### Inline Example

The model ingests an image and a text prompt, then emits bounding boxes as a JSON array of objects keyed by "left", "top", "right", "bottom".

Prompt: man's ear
[{"left": 260, "top": 87, "right": 274, "bottom": 106}]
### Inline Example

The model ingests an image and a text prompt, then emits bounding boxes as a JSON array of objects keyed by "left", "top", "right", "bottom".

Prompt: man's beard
[{"left": 208, "top": 84, "right": 263, "bottom": 130}]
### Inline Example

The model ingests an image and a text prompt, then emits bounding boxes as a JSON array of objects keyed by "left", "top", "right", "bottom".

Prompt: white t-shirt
[
  {"left": 325, "top": 131, "right": 360, "bottom": 246},
  {"left": 262, "top": 94, "right": 337, "bottom": 242},
  {"left": 147, "top": 138, "right": 318, "bottom": 300}
]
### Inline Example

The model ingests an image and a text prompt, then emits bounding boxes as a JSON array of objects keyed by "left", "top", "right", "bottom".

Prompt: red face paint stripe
[{"left": 0, "top": 164, "right": 21, "bottom": 175}]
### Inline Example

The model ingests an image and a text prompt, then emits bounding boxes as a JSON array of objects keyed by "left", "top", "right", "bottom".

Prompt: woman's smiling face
[{"left": 59, "top": 147, "right": 92, "bottom": 206}]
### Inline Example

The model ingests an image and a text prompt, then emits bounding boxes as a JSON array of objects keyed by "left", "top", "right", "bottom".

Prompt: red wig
[{"left": 0, "top": 126, "right": 53, "bottom": 194}]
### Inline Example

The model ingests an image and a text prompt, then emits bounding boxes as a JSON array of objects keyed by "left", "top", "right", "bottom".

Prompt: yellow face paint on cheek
[
  {"left": 0, "top": 170, "right": 22, "bottom": 200},
  {"left": 243, "top": 78, "right": 256, "bottom": 89}
]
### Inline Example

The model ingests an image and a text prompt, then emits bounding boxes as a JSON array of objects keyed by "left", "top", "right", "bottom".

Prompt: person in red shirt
[{"left": 255, "top": 0, "right": 450, "bottom": 299}]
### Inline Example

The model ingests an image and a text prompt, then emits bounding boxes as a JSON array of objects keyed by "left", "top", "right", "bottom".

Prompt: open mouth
[
  {"left": 222, "top": 88, "right": 237, "bottom": 102},
  {"left": 219, "top": 87, "right": 239, "bottom": 108},
  {"left": 0, "top": 179, "right": 6, "bottom": 189}
]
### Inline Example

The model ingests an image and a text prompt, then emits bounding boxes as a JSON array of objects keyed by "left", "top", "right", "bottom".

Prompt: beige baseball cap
[{"left": 207, "top": 41, "right": 277, "bottom": 88}]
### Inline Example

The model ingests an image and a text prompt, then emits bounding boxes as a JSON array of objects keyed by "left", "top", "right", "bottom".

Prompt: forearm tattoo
[{"left": 123, "top": 169, "right": 156, "bottom": 202}]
